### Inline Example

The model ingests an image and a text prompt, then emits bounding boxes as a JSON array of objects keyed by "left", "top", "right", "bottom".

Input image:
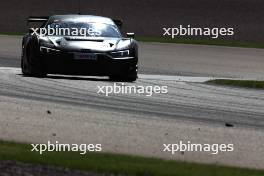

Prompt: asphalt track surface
[{"left": 0, "top": 35, "right": 264, "bottom": 169}]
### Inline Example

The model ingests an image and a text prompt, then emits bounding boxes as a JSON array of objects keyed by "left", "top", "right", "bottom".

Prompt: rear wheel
[{"left": 21, "top": 41, "right": 46, "bottom": 77}]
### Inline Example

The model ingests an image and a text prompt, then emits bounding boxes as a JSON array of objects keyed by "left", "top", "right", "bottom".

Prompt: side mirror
[{"left": 126, "top": 32, "right": 135, "bottom": 38}]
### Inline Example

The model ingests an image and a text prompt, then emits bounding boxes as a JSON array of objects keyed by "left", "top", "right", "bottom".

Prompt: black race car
[{"left": 21, "top": 15, "right": 138, "bottom": 82}]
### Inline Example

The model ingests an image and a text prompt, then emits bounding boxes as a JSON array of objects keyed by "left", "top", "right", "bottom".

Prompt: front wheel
[
  {"left": 109, "top": 65, "right": 138, "bottom": 82},
  {"left": 21, "top": 41, "right": 46, "bottom": 77}
]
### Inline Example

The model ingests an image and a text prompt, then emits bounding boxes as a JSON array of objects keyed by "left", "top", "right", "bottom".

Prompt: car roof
[{"left": 49, "top": 15, "right": 115, "bottom": 25}]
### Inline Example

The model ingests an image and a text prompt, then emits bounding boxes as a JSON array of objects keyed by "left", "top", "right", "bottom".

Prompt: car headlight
[
  {"left": 40, "top": 41, "right": 55, "bottom": 48},
  {"left": 111, "top": 50, "right": 130, "bottom": 58},
  {"left": 39, "top": 37, "right": 60, "bottom": 53}
]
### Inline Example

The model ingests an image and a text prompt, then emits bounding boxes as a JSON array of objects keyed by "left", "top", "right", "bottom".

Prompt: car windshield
[{"left": 46, "top": 20, "right": 121, "bottom": 38}]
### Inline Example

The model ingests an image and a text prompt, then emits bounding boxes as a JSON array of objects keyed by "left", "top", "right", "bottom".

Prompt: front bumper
[{"left": 40, "top": 47, "right": 138, "bottom": 76}]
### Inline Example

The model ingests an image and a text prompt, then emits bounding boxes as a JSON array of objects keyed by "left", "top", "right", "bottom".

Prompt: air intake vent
[{"left": 65, "top": 37, "right": 103, "bottom": 42}]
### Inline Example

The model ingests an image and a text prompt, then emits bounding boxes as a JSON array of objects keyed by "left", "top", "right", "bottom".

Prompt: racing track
[{"left": 0, "top": 35, "right": 264, "bottom": 169}]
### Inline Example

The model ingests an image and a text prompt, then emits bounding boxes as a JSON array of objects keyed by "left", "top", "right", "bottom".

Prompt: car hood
[{"left": 41, "top": 36, "right": 132, "bottom": 52}]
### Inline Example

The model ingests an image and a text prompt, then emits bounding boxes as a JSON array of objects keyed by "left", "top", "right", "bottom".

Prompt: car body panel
[{"left": 22, "top": 15, "right": 138, "bottom": 80}]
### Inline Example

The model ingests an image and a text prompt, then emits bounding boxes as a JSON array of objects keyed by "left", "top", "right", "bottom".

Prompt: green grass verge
[
  {"left": 0, "top": 141, "right": 264, "bottom": 176},
  {"left": 0, "top": 32, "right": 25, "bottom": 36},
  {"left": 207, "top": 79, "right": 264, "bottom": 89},
  {"left": 136, "top": 36, "right": 264, "bottom": 49}
]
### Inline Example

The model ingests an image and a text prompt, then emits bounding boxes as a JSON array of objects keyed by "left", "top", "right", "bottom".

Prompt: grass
[
  {"left": 136, "top": 36, "right": 264, "bottom": 49},
  {"left": 0, "top": 32, "right": 25, "bottom": 36},
  {"left": 207, "top": 79, "right": 264, "bottom": 89},
  {"left": 0, "top": 141, "right": 264, "bottom": 176}
]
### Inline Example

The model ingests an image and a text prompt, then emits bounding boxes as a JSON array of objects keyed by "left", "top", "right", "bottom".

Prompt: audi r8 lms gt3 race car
[{"left": 21, "top": 15, "right": 138, "bottom": 82}]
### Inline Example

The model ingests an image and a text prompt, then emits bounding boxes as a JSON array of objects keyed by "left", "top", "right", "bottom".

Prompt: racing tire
[
  {"left": 21, "top": 41, "right": 46, "bottom": 77},
  {"left": 109, "top": 65, "right": 138, "bottom": 82}
]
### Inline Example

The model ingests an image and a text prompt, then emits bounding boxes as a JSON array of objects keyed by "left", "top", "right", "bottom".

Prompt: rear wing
[
  {"left": 27, "top": 16, "right": 122, "bottom": 28},
  {"left": 27, "top": 16, "right": 49, "bottom": 25}
]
